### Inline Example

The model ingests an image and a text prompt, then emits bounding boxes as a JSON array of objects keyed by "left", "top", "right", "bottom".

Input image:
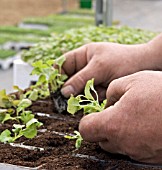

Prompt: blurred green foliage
[
  {"left": 0, "top": 49, "right": 17, "bottom": 59},
  {"left": 22, "top": 26, "right": 157, "bottom": 64}
]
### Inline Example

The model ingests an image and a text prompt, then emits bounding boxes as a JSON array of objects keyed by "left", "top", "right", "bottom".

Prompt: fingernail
[{"left": 61, "top": 85, "right": 75, "bottom": 98}]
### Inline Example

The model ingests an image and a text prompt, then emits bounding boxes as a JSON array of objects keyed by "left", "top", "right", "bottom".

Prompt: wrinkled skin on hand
[
  {"left": 61, "top": 42, "right": 154, "bottom": 99},
  {"left": 79, "top": 71, "right": 162, "bottom": 164}
]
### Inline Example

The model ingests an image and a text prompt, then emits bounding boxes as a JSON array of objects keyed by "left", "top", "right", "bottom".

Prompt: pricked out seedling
[
  {"left": 0, "top": 56, "right": 67, "bottom": 143},
  {"left": 0, "top": 90, "right": 43, "bottom": 143},
  {"left": 64, "top": 131, "right": 83, "bottom": 149},
  {"left": 66, "top": 79, "right": 107, "bottom": 148},
  {"left": 31, "top": 56, "right": 68, "bottom": 113}
]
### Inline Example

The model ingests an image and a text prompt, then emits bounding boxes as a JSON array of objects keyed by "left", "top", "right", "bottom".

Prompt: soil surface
[
  {"left": 0, "top": 0, "right": 78, "bottom": 25},
  {"left": 0, "top": 96, "right": 162, "bottom": 169}
]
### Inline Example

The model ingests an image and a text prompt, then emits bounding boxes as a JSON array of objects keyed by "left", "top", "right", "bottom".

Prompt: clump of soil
[{"left": 50, "top": 90, "right": 67, "bottom": 114}]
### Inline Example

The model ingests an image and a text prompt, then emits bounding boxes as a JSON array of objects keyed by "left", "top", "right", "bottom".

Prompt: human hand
[
  {"left": 79, "top": 71, "right": 162, "bottom": 164},
  {"left": 61, "top": 42, "right": 153, "bottom": 99}
]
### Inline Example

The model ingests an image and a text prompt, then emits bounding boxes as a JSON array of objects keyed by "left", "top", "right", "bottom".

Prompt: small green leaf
[
  {"left": 2, "top": 114, "right": 13, "bottom": 123},
  {"left": 13, "top": 86, "right": 23, "bottom": 93},
  {"left": 55, "top": 55, "right": 66, "bottom": 68},
  {"left": 0, "top": 111, "right": 6, "bottom": 123},
  {"left": 60, "top": 74, "right": 68, "bottom": 81},
  {"left": 37, "top": 74, "right": 47, "bottom": 84},
  {"left": 64, "top": 135, "right": 75, "bottom": 140},
  {"left": 83, "top": 104, "right": 97, "bottom": 114},
  {"left": 0, "top": 89, "right": 12, "bottom": 108},
  {"left": 28, "top": 89, "right": 38, "bottom": 101},
  {"left": 21, "top": 118, "right": 42, "bottom": 139},
  {"left": 75, "top": 138, "right": 82, "bottom": 149},
  {"left": 67, "top": 95, "right": 80, "bottom": 114},
  {"left": 22, "top": 124, "right": 37, "bottom": 139},
  {"left": 0, "top": 129, "right": 13, "bottom": 143},
  {"left": 31, "top": 67, "right": 41, "bottom": 75},
  {"left": 84, "top": 79, "right": 95, "bottom": 100},
  {"left": 26, "top": 118, "right": 42, "bottom": 128},
  {"left": 12, "top": 100, "right": 21, "bottom": 106},
  {"left": 17, "top": 99, "right": 32, "bottom": 113},
  {"left": 101, "top": 99, "right": 107, "bottom": 109},
  {"left": 46, "top": 59, "right": 54, "bottom": 66},
  {"left": 20, "top": 111, "right": 34, "bottom": 124},
  {"left": 12, "top": 124, "right": 24, "bottom": 134}
]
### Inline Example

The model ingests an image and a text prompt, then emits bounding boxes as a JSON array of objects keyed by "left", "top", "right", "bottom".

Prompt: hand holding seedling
[
  {"left": 79, "top": 71, "right": 162, "bottom": 164},
  {"left": 63, "top": 33, "right": 162, "bottom": 164},
  {"left": 60, "top": 40, "right": 162, "bottom": 99}
]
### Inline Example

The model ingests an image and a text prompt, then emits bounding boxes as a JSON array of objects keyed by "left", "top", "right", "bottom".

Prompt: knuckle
[
  {"left": 110, "top": 79, "right": 119, "bottom": 88},
  {"left": 106, "top": 79, "right": 118, "bottom": 94},
  {"left": 86, "top": 42, "right": 97, "bottom": 48}
]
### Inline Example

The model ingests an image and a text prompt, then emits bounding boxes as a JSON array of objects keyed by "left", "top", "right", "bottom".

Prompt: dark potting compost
[{"left": 0, "top": 96, "right": 162, "bottom": 170}]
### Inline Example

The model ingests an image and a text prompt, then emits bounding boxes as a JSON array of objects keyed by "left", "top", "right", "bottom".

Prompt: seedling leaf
[
  {"left": 0, "top": 129, "right": 13, "bottom": 143},
  {"left": 67, "top": 95, "right": 80, "bottom": 114},
  {"left": 17, "top": 99, "right": 32, "bottom": 113},
  {"left": 20, "top": 111, "right": 34, "bottom": 124},
  {"left": 84, "top": 78, "right": 95, "bottom": 100}
]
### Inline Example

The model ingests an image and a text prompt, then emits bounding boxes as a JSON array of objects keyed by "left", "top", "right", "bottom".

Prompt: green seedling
[
  {"left": 0, "top": 90, "right": 43, "bottom": 143},
  {"left": 0, "top": 89, "right": 18, "bottom": 108},
  {"left": 0, "top": 56, "right": 68, "bottom": 143},
  {"left": 67, "top": 78, "right": 106, "bottom": 115},
  {"left": 64, "top": 131, "right": 83, "bottom": 149},
  {"left": 0, "top": 98, "right": 32, "bottom": 124},
  {"left": 31, "top": 56, "right": 67, "bottom": 93},
  {"left": 66, "top": 79, "right": 107, "bottom": 148},
  {"left": 22, "top": 26, "right": 157, "bottom": 64},
  {"left": 0, "top": 118, "right": 42, "bottom": 143}
]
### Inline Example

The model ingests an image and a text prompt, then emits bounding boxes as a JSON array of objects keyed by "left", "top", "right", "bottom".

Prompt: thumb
[
  {"left": 106, "top": 77, "right": 128, "bottom": 107},
  {"left": 61, "top": 62, "right": 101, "bottom": 98},
  {"left": 79, "top": 106, "right": 122, "bottom": 142}
]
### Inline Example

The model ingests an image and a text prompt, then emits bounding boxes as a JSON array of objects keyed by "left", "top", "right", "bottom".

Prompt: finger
[
  {"left": 61, "top": 59, "right": 106, "bottom": 97},
  {"left": 61, "top": 64, "right": 96, "bottom": 97},
  {"left": 62, "top": 45, "right": 89, "bottom": 76},
  {"left": 79, "top": 106, "right": 121, "bottom": 143},
  {"left": 106, "top": 78, "right": 128, "bottom": 107}
]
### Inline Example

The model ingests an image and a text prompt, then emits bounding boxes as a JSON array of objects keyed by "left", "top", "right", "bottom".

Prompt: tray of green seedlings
[
  {"left": 0, "top": 49, "right": 17, "bottom": 69},
  {"left": 21, "top": 25, "right": 157, "bottom": 65},
  {"left": 0, "top": 26, "right": 51, "bottom": 37},
  {"left": 21, "top": 14, "right": 94, "bottom": 33},
  {"left": 0, "top": 34, "right": 40, "bottom": 48},
  {"left": 0, "top": 25, "right": 52, "bottom": 51}
]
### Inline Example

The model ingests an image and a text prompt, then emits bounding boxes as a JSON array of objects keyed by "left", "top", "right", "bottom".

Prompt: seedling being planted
[
  {"left": 31, "top": 56, "right": 68, "bottom": 113},
  {"left": 66, "top": 79, "right": 107, "bottom": 148}
]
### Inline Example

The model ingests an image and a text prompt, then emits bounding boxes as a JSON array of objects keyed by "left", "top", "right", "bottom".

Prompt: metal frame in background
[
  {"left": 61, "top": 0, "right": 113, "bottom": 26},
  {"left": 95, "top": 0, "right": 113, "bottom": 26}
]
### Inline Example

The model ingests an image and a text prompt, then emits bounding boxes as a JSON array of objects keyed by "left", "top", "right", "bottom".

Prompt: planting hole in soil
[{"left": 50, "top": 90, "right": 67, "bottom": 114}]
